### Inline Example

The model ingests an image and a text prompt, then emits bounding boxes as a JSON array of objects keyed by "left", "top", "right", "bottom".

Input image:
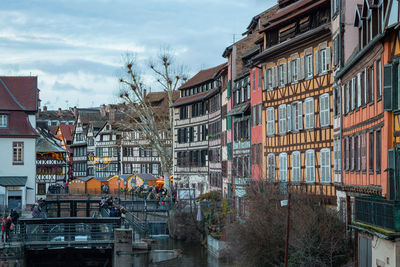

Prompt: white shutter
[
  {"left": 263, "top": 68, "right": 267, "bottom": 90},
  {"left": 310, "top": 98, "right": 315, "bottom": 128},
  {"left": 273, "top": 66, "right": 277, "bottom": 88},
  {"left": 300, "top": 56, "right": 305, "bottom": 80},
  {"left": 315, "top": 50, "right": 319, "bottom": 75},
  {"left": 364, "top": 68, "right": 367, "bottom": 104},
  {"left": 298, "top": 101, "right": 303, "bottom": 130},
  {"left": 296, "top": 58, "right": 301, "bottom": 81},
  {"left": 326, "top": 46, "right": 331, "bottom": 68},
  {"left": 292, "top": 103, "right": 297, "bottom": 131},
  {"left": 288, "top": 60, "right": 292, "bottom": 84},
  {"left": 287, "top": 104, "right": 292, "bottom": 132},
  {"left": 283, "top": 63, "right": 287, "bottom": 85}
]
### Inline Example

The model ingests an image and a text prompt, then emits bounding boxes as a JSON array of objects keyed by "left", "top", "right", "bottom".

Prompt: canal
[{"left": 25, "top": 236, "right": 231, "bottom": 266}]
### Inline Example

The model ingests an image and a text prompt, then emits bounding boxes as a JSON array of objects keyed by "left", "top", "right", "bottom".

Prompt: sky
[{"left": 1, "top": 0, "right": 275, "bottom": 110}]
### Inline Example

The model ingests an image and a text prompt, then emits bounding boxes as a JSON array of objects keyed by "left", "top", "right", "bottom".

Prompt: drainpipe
[{"left": 339, "top": 0, "right": 343, "bottom": 185}]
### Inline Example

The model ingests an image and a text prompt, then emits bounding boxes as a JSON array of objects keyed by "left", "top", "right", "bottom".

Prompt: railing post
[{"left": 86, "top": 196, "right": 90, "bottom": 217}]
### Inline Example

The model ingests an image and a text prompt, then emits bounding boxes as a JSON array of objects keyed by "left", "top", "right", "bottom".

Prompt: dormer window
[{"left": 0, "top": 114, "right": 8, "bottom": 128}]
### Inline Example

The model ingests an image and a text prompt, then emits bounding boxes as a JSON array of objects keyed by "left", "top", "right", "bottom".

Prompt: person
[
  {"left": 4, "top": 214, "right": 12, "bottom": 242},
  {"left": 10, "top": 209, "right": 19, "bottom": 233},
  {"left": 1, "top": 214, "right": 6, "bottom": 242},
  {"left": 32, "top": 204, "right": 40, "bottom": 218}
]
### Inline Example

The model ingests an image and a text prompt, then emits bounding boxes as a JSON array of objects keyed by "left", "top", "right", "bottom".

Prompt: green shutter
[
  {"left": 384, "top": 64, "right": 395, "bottom": 111},
  {"left": 388, "top": 149, "right": 396, "bottom": 200},
  {"left": 227, "top": 142, "right": 232, "bottom": 160},
  {"left": 227, "top": 115, "right": 232, "bottom": 130},
  {"left": 227, "top": 80, "right": 231, "bottom": 99}
]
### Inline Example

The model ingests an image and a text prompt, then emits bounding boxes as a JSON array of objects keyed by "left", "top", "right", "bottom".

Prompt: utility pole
[{"left": 284, "top": 193, "right": 291, "bottom": 267}]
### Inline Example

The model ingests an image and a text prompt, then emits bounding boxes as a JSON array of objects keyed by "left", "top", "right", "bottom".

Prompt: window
[
  {"left": 257, "top": 104, "right": 262, "bottom": 126},
  {"left": 320, "top": 148, "right": 331, "bottom": 183},
  {"left": 332, "top": 0, "right": 339, "bottom": 17},
  {"left": 319, "top": 93, "right": 330, "bottom": 127},
  {"left": 291, "top": 58, "right": 299, "bottom": 82},
  {"left": 267, "top": 108, "right": 275, "bottom": 136},
  {"left": 267, "top": 154, "right": 275, "bottom": 181},
  {"left": 278, "top": 63, "right": 286, "bottom": 87},
  {"left": 0, "top": 114, "right": 8, "bottom": 128},
  {"left": 351, "top": 78, "right": 356, "bottom": 111},
  {"left": 258, "top": 68, "right": 262, "bottom": 90},
  {"left": 305, "top": 54, "right": 313, "bottom": 78},
  {"left": 38, "top": 183, "right": 46, "bottom": 195},
  {"left": 13, "top": 142, "right": 24, "bottom": 164},
  {"left": 369, "top": 132, "right": 374, "bottom": 173},
  {"left": 350, "top": 136, "right": 355, "bottom": 171},
  {"left": 279, "top": 153, "right": 288, "bottom": 182},
  {"left": 291, "top": 101, "right": 303, "bottom": 131},
  {"left": 252, "top": 106, "right": 257, "bottom": 127},
  {"left": 265, "top": 68, "right": 273, "bottom": 91},
  {"left": 356, "top": 135, "right": 360, "bottom": 171},
  {"left": 376, "top": 59, "right": 382, "bottom": 100},
  {"left": 343, "top": 137, "right": 348, "bottom": 171},
  {"left": 376, "top": 130, "right": 381, "bottom": 173},
  {"left": 252, "top": 69, "right": 256, "bottom": 92},
  {"left": 292, "top": 151, "right": 301, "bottom": 183},
  {"left": 320, "top": 48, "right": 328, "bottom": 73},
  {"left": 278, "top": 104, "right": 287, "bottom": 135},
  {"left": 334, "top": 138, "right": 341, "bottom": 172},
  {"left": 362, "top": 133, "right": 367, "bottom": 172},
  {"left": 305, "top": 149, "right": 315, "bottom": 183},
  {"left": 367, "top": 65, "right": 374, "bottom": 104},
  {"left": 346, "top": 83, "right": 350, "bottom": 114},
  {"left": 304, "top": 98, "right": 314, "bottom": 129}
]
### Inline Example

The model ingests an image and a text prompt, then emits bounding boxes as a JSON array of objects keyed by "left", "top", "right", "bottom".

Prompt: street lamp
[{"left": 281, "top": 193, "right": 291, "bottom": 267}]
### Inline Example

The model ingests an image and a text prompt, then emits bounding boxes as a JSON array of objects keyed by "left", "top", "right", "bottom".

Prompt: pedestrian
[
  {"left": 5, "top": 214, "right": 12, "bottom": 242},
  {"left": 1, "top": 214, "right": 6, "bottom": 242},
  {"left": 32, "top": 204, "right": 40, "bottom": 218},
  {"left": 10, "top": 209, "right": 19, "bottom": 233}
]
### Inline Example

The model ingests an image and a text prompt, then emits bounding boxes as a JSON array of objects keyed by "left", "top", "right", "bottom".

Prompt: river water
[{"left": 133, "top": 236, "right": 232, "bottom": 267}]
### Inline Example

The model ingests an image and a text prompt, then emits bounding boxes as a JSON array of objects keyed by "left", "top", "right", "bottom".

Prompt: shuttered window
[
  {"left": 279, "top": 153, "right": 288, "bottom": 182},
  {"left": 320, "top": 148, "right": 331, "bottom": 183},
  {"left": 304, "top": 97, "right": 314, "bottom": 129},
  {"left": 369, "top": 131, "right": 374, "bottom": 173},
  {"left": 252, "top": 69, "right": 256, "bottom": 92},
  {"left": 258, "top": 68, "right": 262, "bottom": 90},
  {"left": 357, "top": 73, "right": 362, "bottom": 107},
  {"left": 350, "top": 136, "right": 355, "bottom": 171},
  {"left": 257, "top": 104, "right": 262, "bottom": 126},
  {"left": 267, "top": 108, "right": 275, "bottom": 136},
  {"left": 292, "top": 151, "right": 301, "bottom": 183},
  {"left": 305, "top": 54, "right": 313, "bottom": 79},
  {"left": 279, "top": 104, "right": 287, "bottom": 135},
  {"left": 362, "top": 133, "right": 367, "bottom": 172},
  {"left": 267, "top": 153, "right": 275, "bottom": 181},
  {"left": 319, "top": 93, "right": 330, "bottom": 127},
  {"left": 351, "top": 78, "right": 356, "bottom": 110},
  {"left": 376, "top": 130, "right": 381, "bottom": 173},
  {"left": 305, "top": 149, "right": 315, "bottom": 183},
  {"left": 376, "top": 59, "right": 382, "bottom": 99},
  {"left": 287, "top": 104, "right": 292, "bottom": 132}
]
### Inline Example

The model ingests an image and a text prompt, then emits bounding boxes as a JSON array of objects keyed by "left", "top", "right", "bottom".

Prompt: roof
[
  {"left": 36, "top": 135, "right": 66, "bottom": 153},
  {"left": 179, "top": 63, "right": 226, "bottom": 90},
  {"left": 172, "top": 87, "right": 220, "bottom": 108},
  {"left": 262, "top": 0, "right": 327, "bottom": 31},
  {"left": 37, "top": 109, "right": 75, "bottom": 121},
  {"left": 0, "top": 76, "right": 38, "bottom": 112},
  {"left": 0, "top": 176, "right": 27, "bottom": 187},
  {"left": 226, "top": 102, "right": 250, "bottom": 116},
  {"left": 74, "top": 177, "right": 95, "bottom": 182},
  {"left": 57, "top": 124, "right": 75, "bottom": 142},
  {"left": 0, "top": 111, "right": 38, "bottom": 138},
  {"left": 135, "top": 173, "right": 158, "bottom": 181}
]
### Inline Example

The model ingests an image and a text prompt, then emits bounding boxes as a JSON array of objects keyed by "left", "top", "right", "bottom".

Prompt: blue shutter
[
  {"left": 383, "top": 64, "right": 394, "bottom": 110},
  {"left": 227, "top": 80, "right": 231, "bottom": 99}
]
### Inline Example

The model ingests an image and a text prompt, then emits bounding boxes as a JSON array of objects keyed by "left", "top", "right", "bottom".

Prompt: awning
[
  {"left": 0, "top": 176, "right": 27, "bottom": 187},
  {"left": 226, "top": 102, "right": 250, "bottom": 116}
]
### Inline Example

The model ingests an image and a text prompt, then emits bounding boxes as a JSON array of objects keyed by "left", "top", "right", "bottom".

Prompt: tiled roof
[
  {"left": 179, "top": 63, "right": 226, "bottom": 90},
  {"left": 135, "top": 173, "right": 157, "bottom": 181},
  {"left": 0, "top": 76, "right": 38, "bottom": 112},
  {"left": 0, "top": 111, "right": 38, "bottom": 138},
  {"left": 172, "top": 88, "right": 218, "bottom": 107},
  {"left": 58, "top": 124, "right": 75, "bottom": 142},
  {"left": 36, "top": 135, "right": 66, "bottom": 153}
]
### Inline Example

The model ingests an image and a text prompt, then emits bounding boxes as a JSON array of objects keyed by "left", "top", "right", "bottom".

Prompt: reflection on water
[{"left": 133, "top": 236, "right": 231, "bottom": 267}]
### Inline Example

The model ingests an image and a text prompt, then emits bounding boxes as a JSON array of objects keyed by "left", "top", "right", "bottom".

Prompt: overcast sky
[{"left": 1, "top": 0, "right": 275, "bottom": 110}]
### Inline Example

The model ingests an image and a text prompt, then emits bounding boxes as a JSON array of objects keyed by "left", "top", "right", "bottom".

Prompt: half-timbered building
[
  {"left": 344, "top": 1, "right": 400, "bottom": 265},
  {"left": 36, "top": 127, "right": 67, "bottom": 196},
  {"left": 252, "top": 0, "right": 336, "bottom": 203},
  {"left": 172, "top": 64, "right": 226, "bottom": 197}
]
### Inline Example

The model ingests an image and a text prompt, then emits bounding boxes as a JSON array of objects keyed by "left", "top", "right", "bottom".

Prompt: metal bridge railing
[{"left": 10, "top": 222, "right": 118, "bottom": 243}]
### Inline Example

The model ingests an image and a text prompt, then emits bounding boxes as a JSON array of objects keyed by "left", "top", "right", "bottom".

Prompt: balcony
[{"left": 355, "top": 196, "right": 400, "bottom": 233}]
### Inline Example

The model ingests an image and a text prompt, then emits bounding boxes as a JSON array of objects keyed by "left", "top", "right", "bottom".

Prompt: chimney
[
  {"left": 57, "top": 108, "right": 62, "bottom": 116},
  {"left": 100, "top": 104, "right": 106, "bottom": 117},
  {"left": 73, "top": 106, "right": 77, "bottom": 118},
  {"left": 143, "top": 89, "right": 147, "bottom": 98},
  {"left": 43, "top": 106, "right": 47, "bottom": 112}
]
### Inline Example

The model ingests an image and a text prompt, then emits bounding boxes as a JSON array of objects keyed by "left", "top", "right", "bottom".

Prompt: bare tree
[{"left": 119, "top": 50, "right": 187, "bottom": 194}]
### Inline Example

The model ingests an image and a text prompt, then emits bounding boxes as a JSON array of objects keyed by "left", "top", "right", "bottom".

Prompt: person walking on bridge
[{"left": 1, "top": 214, "right": 6, "bottom": 242}]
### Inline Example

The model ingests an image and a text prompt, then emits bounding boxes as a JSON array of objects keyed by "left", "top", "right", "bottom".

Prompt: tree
[
  {"left": 226, "top": 182, "right": 350, "bottom": 266},
  {"left": 119, "top": 50, "right": 187, "bottom": 194}
]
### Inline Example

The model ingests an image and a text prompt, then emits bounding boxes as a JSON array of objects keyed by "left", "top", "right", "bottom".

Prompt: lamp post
[{"left": 281, "top": 193, "right": 291, "bottom": 267}]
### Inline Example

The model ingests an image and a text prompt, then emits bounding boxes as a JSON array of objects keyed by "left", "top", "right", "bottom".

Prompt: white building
[{"left": 0, "top": 76, "right": 38, "bottom": 209}]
